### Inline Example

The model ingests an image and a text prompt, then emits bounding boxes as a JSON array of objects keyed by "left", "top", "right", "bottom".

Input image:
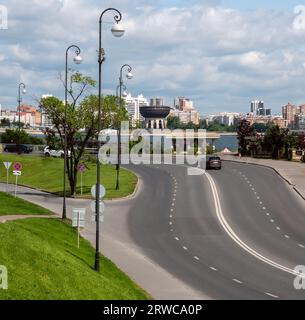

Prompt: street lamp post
[
  {"left": 62, "top": 45, "right": 82, "bottom": 220},
  {"left": 116, "top": 64, "right": 133, "bottom": 190},
  {"left": 95, "top": 8, "right": 125, "bottom": 272},
  {"left": 17, "top": 83, "right": 26, "bottom": 131}
]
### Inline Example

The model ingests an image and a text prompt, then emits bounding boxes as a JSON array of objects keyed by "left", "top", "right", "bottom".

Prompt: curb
[{"left": 222, "top": 158, "right": 305, "bottom": 202}]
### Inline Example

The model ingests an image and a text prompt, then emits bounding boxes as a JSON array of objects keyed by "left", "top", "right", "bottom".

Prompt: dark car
[
  {"left": 206, "top": 155, "right": 222, "bottom": 170},
  {"left": 4, "top": 144, "right": 33, "bottom": 154}
]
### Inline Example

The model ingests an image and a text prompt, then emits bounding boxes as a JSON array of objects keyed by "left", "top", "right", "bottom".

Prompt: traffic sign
[
  {"left": 3, "top": 162, "right": 11, "bottom": 170},
  {"left": 72, "top": 208, "right": 86, "bottom": 227},
  {"left": 91, "top": 184, "right": 106, "bottom": 199},
  {"left": 90, "top": 200, "right": 105, "bottom": 214},
  {"left": 78, "top": 163, "right": 86, "bottom": 173},
  {"left": 13, "top": 162, "right": 22, "bottom": 171},
  {"left": 13, "top": 171, "right": 21, "bottom": 176}
]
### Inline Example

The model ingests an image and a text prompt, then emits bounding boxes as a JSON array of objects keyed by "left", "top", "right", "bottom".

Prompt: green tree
[
  {"left": 167, "top": 116, "right": 181, "bottom": 129},
  {"left": 0, "top": 118, "right": 10, "bottom": 127},
  {"left": 237, "top": 119, "right": 255, "bottom": 156},
  {"left": 264, "top": 125, "right": 288, "bottom": 159}
]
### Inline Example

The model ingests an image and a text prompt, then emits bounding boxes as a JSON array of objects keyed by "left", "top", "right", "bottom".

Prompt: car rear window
[{"left": 209, "top": 157, "right": 220, "bottom": 161}]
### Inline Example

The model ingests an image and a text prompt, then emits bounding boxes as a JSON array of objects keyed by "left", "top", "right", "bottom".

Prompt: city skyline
[{"left": 1, "top": 1, "right": 305, "bottom": 114}]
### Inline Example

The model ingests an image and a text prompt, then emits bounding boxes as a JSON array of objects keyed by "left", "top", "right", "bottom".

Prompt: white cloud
[{"left": 0, "top": 0, "right": 305, "bottom": 114}]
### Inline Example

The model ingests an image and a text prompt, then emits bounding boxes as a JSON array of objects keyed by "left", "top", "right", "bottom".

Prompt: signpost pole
[
  {"left": 15, "top": 175, "right": 18, "bottom": 197},
  {"left": 6, "top": 169, "right": 9, "bottom": 192},
  {"left": 77, "top": 211, "right": 80, "bottom": 249},
  {"left": 81, "top": 172, "right": 83, "bottom": 196}
]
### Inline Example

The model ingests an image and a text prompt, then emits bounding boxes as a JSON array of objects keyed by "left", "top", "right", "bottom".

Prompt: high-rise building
[
  {"left": 123, "top": 93, "right": 149, "bottom": 126},
  {"left": 150, "top": 97, "right": 164, "bottom": 107},
  {"left": 250, "top": 100, "right": 271, "bottom": 116},
  {"left": 282, "top": 103, "right": 297, "bottom": 128}
]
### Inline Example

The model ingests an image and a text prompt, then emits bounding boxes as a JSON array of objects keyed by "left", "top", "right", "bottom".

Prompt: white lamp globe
[
  {"left": 74, "top": 54, "right": 83, "bottom": 65},
  {"left": 22, "top": 88, "right": 26, "bottom": 94},
  {"left": 122, "top": 90, "right": 128, "bottom": 97},
  {"left": 111, "top": 22, "right": 125, "bottom": 37},
  {"left": 126, "top": 72, "right": 133, "bottom": 80}
]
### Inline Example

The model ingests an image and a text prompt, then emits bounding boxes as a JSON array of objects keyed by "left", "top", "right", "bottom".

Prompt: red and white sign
[{"left": 13, "top": 162, "right": 22, "bottom": 171}]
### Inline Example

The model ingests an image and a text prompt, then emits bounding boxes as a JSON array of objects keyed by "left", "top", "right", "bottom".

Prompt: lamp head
[
  {"left": 111, "top": 22, "right": 125, "bottom": 37},
  {"left": 122, "top": 90, "right": 128, "bottom": 97},
  {"left": 74, "top": 54, "right": 83, "bottom": 65},
  {"left": 126, "top": 72, "right": 133, "bottom": 80}
]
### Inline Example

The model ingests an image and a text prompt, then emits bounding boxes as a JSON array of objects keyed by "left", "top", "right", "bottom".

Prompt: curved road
[
  {"left": 126, "top": 162, "right": 305, "bottom": 299},
  {"left": 3, "top": 161, "right": 305, "bottom": 299}
]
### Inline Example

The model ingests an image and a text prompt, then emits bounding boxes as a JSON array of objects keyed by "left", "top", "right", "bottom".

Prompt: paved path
[
  {"left": 0, "top": 215, "right": 57, "bottom": 223},
  {"left": 221, "top": 154, "right": 305, "bottom": 199}
]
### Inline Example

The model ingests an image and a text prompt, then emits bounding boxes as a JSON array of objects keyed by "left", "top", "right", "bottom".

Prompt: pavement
[
  {"left": 221, "top": 154, "right": 305, "bottom": 200},
  {"left": 2, "top": 160, "right": 305, "bottom": 299}
]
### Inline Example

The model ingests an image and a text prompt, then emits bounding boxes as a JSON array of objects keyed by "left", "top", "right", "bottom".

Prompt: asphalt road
[
  {"left": 2, "top": 160, "right": 305, "bottom": 299},
  {"left": 126, "top": 162, "right": 305, "bottom": 299}
]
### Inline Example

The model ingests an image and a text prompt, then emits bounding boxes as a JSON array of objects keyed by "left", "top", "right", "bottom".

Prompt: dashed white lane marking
[
  {"left": 169, "top": 215, "right": 173, "bottom": 218},
  {"left": 169, "top": 222, "right": 173, "bottom": 225},
  {"left": 170, "top": 229, "right": 174, "bottom": 232},
  {"left": 173, "top": 198, "right": 176, "bottom": 201},
  {"left": 194, "top": 256, "right": 200, "bottom": 261},
  {"left": 170, "top": 208, "right": 174, "bottom": 212},
  {"left": 257, "top": 196, "right": 260, "bottom": 200},
  {"left": 270, "top": 219, "right": 274, "bottom": 223},
  {"left": 285, "top": 235, "right": 290, "bottom": 239},
  {"left": 276, "top": 226, "right": 281, "bottom": 231},
  {"left": 265, "top": 292, "right": 279, "bottom": 299},
  {"left": 298, "top": 244, "right": 305, "bottom": 248},
  {"left": 232, "top": 278, "right": 243, "bottom": 284},
  {"left": 266, "top": 213, "right": 270, "bottom": 216},
  {"left": 171, "top": 203, "right": 175, "bottom": 207},
  {"left": 182, "top": 246, "right": 188, "bottom": 251},
  {"left": 175, "top": 237, "right": 179, "bottom": 241},
  {"left": 209, "top": 266, "right": 217, "bottom": 271},
  {"left": 204, "top": 170, "right": 305, "bottom": 279}
]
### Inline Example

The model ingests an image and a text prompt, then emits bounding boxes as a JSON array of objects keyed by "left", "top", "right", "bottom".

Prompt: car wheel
[{"left": 45, "top": 153, "right": 50, "bottom": 157}]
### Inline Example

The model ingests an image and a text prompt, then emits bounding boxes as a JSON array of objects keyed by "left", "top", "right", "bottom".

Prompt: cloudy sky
[{"left": 1, "top": 0, "right": 305, "bottom": 116}]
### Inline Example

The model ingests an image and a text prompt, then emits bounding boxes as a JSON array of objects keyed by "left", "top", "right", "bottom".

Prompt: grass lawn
[
  {"left": 0, "top": 218, "right": 150, "bottom": 300},
  {"left": 0, "top": 192, "right": 51, "bottom": 216},
  {"left": 0, "top": 154, "right": 137, "bottom": 199}
]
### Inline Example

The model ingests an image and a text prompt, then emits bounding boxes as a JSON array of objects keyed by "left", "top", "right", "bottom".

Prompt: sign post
[
  {"left": 3, "top": 162, "right": 12, "bottom": 192},
  {"left": 90, "top": 184, "right": 106, "bottom": 222},
  {"left": 78, "top": 163, "right": 86, "bottom": 196},
  {"left": 12, "top": 162, "right": 22, "bottom": 197},
  {"left": 72, "top": 208, "right": 86, "bottom": 248}
]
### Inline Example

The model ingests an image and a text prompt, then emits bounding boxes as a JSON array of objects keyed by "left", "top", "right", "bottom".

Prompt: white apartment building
[
  {"left": 123, "top": 93, "right": 149, "bottom": 125},
  {"left": 208, "top": 112, "right": 241, "bottom": 126}
]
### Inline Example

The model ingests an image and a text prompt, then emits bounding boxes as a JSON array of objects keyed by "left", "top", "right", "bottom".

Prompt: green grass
[
  {"left": 0, "top": 154, "right": 137, "bottom": 199},
  {"left": 0, "top": 218, "right": 150, "bottom": 300},
  {"left": 0, "top": 192, "right": 51, "bottom": 216}
]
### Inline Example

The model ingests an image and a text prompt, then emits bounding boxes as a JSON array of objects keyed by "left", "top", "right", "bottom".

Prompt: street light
[
  {"left": 17, "top": 83, "right": 26, "bottom": 131},
  {"left": 95, "top": 8, "right": 124, "bottom": 272},
  {"left": 62, "top": 45, "right": 82, "bottom": 220},
  {"left": 116, "top": 64, "right": 133, "bottom": 190}
]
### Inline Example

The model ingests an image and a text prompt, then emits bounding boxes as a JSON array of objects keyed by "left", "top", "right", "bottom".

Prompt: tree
[
  {"left": 237, "top": 119, "right": 255, "bottom": 156},
  {"left": 167, "top": 116, "right": 181, "bottom": 129},
  {"left": 264, "top": 125, "right": 288, "bottom": 159},
  {"left": 0, "top": 118, "right": 10, "bottom": 127},
  {"left": 41, "top": 81, "right": 126, "bottom": 198}
]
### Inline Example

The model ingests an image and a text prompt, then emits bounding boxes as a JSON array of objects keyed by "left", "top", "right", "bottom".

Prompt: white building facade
[{"left": 123, "top": 93, "right": 149, "bottom": 126}]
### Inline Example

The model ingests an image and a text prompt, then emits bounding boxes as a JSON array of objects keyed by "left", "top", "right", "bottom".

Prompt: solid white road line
[
  {"left": 183, "top": 246, "right": 188, "bottom": 251},
  {"left": 194, "top": 256, "right": 200, "bottom": 261},
  {"left": 232, "top": 278, "right": 243, "bottom": 284},
  {"left": 209, "top": 266, "right": 217, "bottom": 271},
  {"left": 203, "top": 170, "right": 305, "bottom": 279},
  {"left": 298, "top": 244, "right": 305, "bottom": 248},
  {"left": 265, "top": 292, "right": 279, "bottom": 299}
]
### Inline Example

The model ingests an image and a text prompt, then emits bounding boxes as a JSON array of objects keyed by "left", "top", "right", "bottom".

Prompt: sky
[{"left": 1, "top": 0, "right": 305, "bottom": 116}]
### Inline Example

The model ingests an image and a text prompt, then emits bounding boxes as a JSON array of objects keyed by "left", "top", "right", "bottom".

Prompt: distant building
[
  {"left": 171, "top": 97, "right": 199, "bottom": 125},
  {"left": 282, "top": 103, "right": 297, "bottom": 128},
  {"left": 251, "top": 100, "right": 271, "bottom": 116},
  {"left": 294, "top": 114, "right": 305, "bottom": 131},
  {"left": 150, "top": 97, "right": 164, "bottom": 107},
  {"left": 41, "top": 94, "right": 54, "bottom": 127},
  {"left": 208, "top": 112, "right": 241, "bottom": 126},
  {"left": 123, "top": 93, "right": 149, "bottom": 126}
]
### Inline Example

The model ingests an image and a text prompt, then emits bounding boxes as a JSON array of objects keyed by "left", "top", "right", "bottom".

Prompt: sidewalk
[{"left": 221, "top": 154, "right": 305, "bottom": 200}]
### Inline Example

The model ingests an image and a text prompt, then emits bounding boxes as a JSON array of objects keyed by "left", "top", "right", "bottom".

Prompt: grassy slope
[
  {"left": 0, "top": 218, "right": 149, "bottom": 300},
  {"left": 0, "top": 192, "right": 51, "bottom": 216},
  {"left": 0, "top": 154, "right": 137, "bottom": 199}
]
